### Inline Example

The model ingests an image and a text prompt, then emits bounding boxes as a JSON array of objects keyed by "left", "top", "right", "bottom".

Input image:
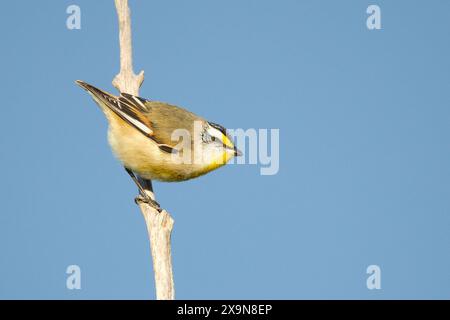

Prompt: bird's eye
[{"left": 211, "top": 136, "right": 216, "bottom": 142}]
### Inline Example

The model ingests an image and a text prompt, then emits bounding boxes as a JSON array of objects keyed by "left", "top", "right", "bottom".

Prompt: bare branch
[
  {"left": 139, "top": 203, "right": 175, "bottom": 300},
  {"left": 112, "top": 0, "right": 175, "bottom": 300},
  {"left": 112, "top": 0, "right": 144, "bottom": 95}
]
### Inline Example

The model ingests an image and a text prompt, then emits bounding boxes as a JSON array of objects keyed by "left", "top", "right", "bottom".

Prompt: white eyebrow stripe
[{"left": 207, "top": 126, "right": 223, "bottom": 139}]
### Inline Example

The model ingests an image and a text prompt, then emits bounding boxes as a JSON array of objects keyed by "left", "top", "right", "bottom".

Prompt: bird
[{"left": 76, "top": 80, "right": 241, "bottom": 210}]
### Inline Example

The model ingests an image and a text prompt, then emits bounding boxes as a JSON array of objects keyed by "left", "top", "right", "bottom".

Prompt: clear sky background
[{"left": 1, "top": 0, "right": 450, "bottom": 299}]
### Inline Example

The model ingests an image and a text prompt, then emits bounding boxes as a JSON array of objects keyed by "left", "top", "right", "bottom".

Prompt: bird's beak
[
  {"left": 222, "top": 135, "right": 242, "bottom": 156},
  {"left": 234, "top": 146, "right": 242, "bottom": 157}
]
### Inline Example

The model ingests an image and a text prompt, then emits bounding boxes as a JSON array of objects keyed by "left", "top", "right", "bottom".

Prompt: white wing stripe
[
  {"left": 115, "top": 108, "right": 152, "bottom": 135},
  {"left": 132, "top": 95, "right": 147, "bottom": 109}
]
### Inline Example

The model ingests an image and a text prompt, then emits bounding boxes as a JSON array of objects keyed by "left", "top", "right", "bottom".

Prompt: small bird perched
[{"left": 76, "top": 80, "right": 241, "bottom": 210}]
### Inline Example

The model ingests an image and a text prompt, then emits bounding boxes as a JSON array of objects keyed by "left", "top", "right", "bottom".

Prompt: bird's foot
[{"left": 134, "top": 194, "right": 162, "bottom": 212}]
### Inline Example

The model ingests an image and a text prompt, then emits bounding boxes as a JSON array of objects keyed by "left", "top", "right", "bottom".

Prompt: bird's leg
[
  {"left": 124, "top": 167, "right": 149, "bottom": 197},
  {"left": 124, "top": 167, "right": 161, "bottom": 212}
]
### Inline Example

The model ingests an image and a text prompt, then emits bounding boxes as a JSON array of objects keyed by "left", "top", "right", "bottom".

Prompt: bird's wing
[
  {"left": 118, "top": 94, "right": 182, "bottom": 154},
  {"left": 76, "top": 81, "right": 178, "bottom": 153}
]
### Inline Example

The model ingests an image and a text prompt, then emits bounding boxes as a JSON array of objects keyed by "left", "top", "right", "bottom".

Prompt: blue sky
[{"left": 1, "top": 0, "right": 450, "bottom": 299}]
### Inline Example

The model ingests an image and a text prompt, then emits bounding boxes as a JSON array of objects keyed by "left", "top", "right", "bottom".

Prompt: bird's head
[{"left": 194, "top": 121, "right": 241, "bottom": 170}]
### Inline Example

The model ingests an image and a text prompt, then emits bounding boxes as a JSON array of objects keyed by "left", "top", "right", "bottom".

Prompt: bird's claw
[{"left": 134, "top": 194, "right": 162, "bottom": 212}]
